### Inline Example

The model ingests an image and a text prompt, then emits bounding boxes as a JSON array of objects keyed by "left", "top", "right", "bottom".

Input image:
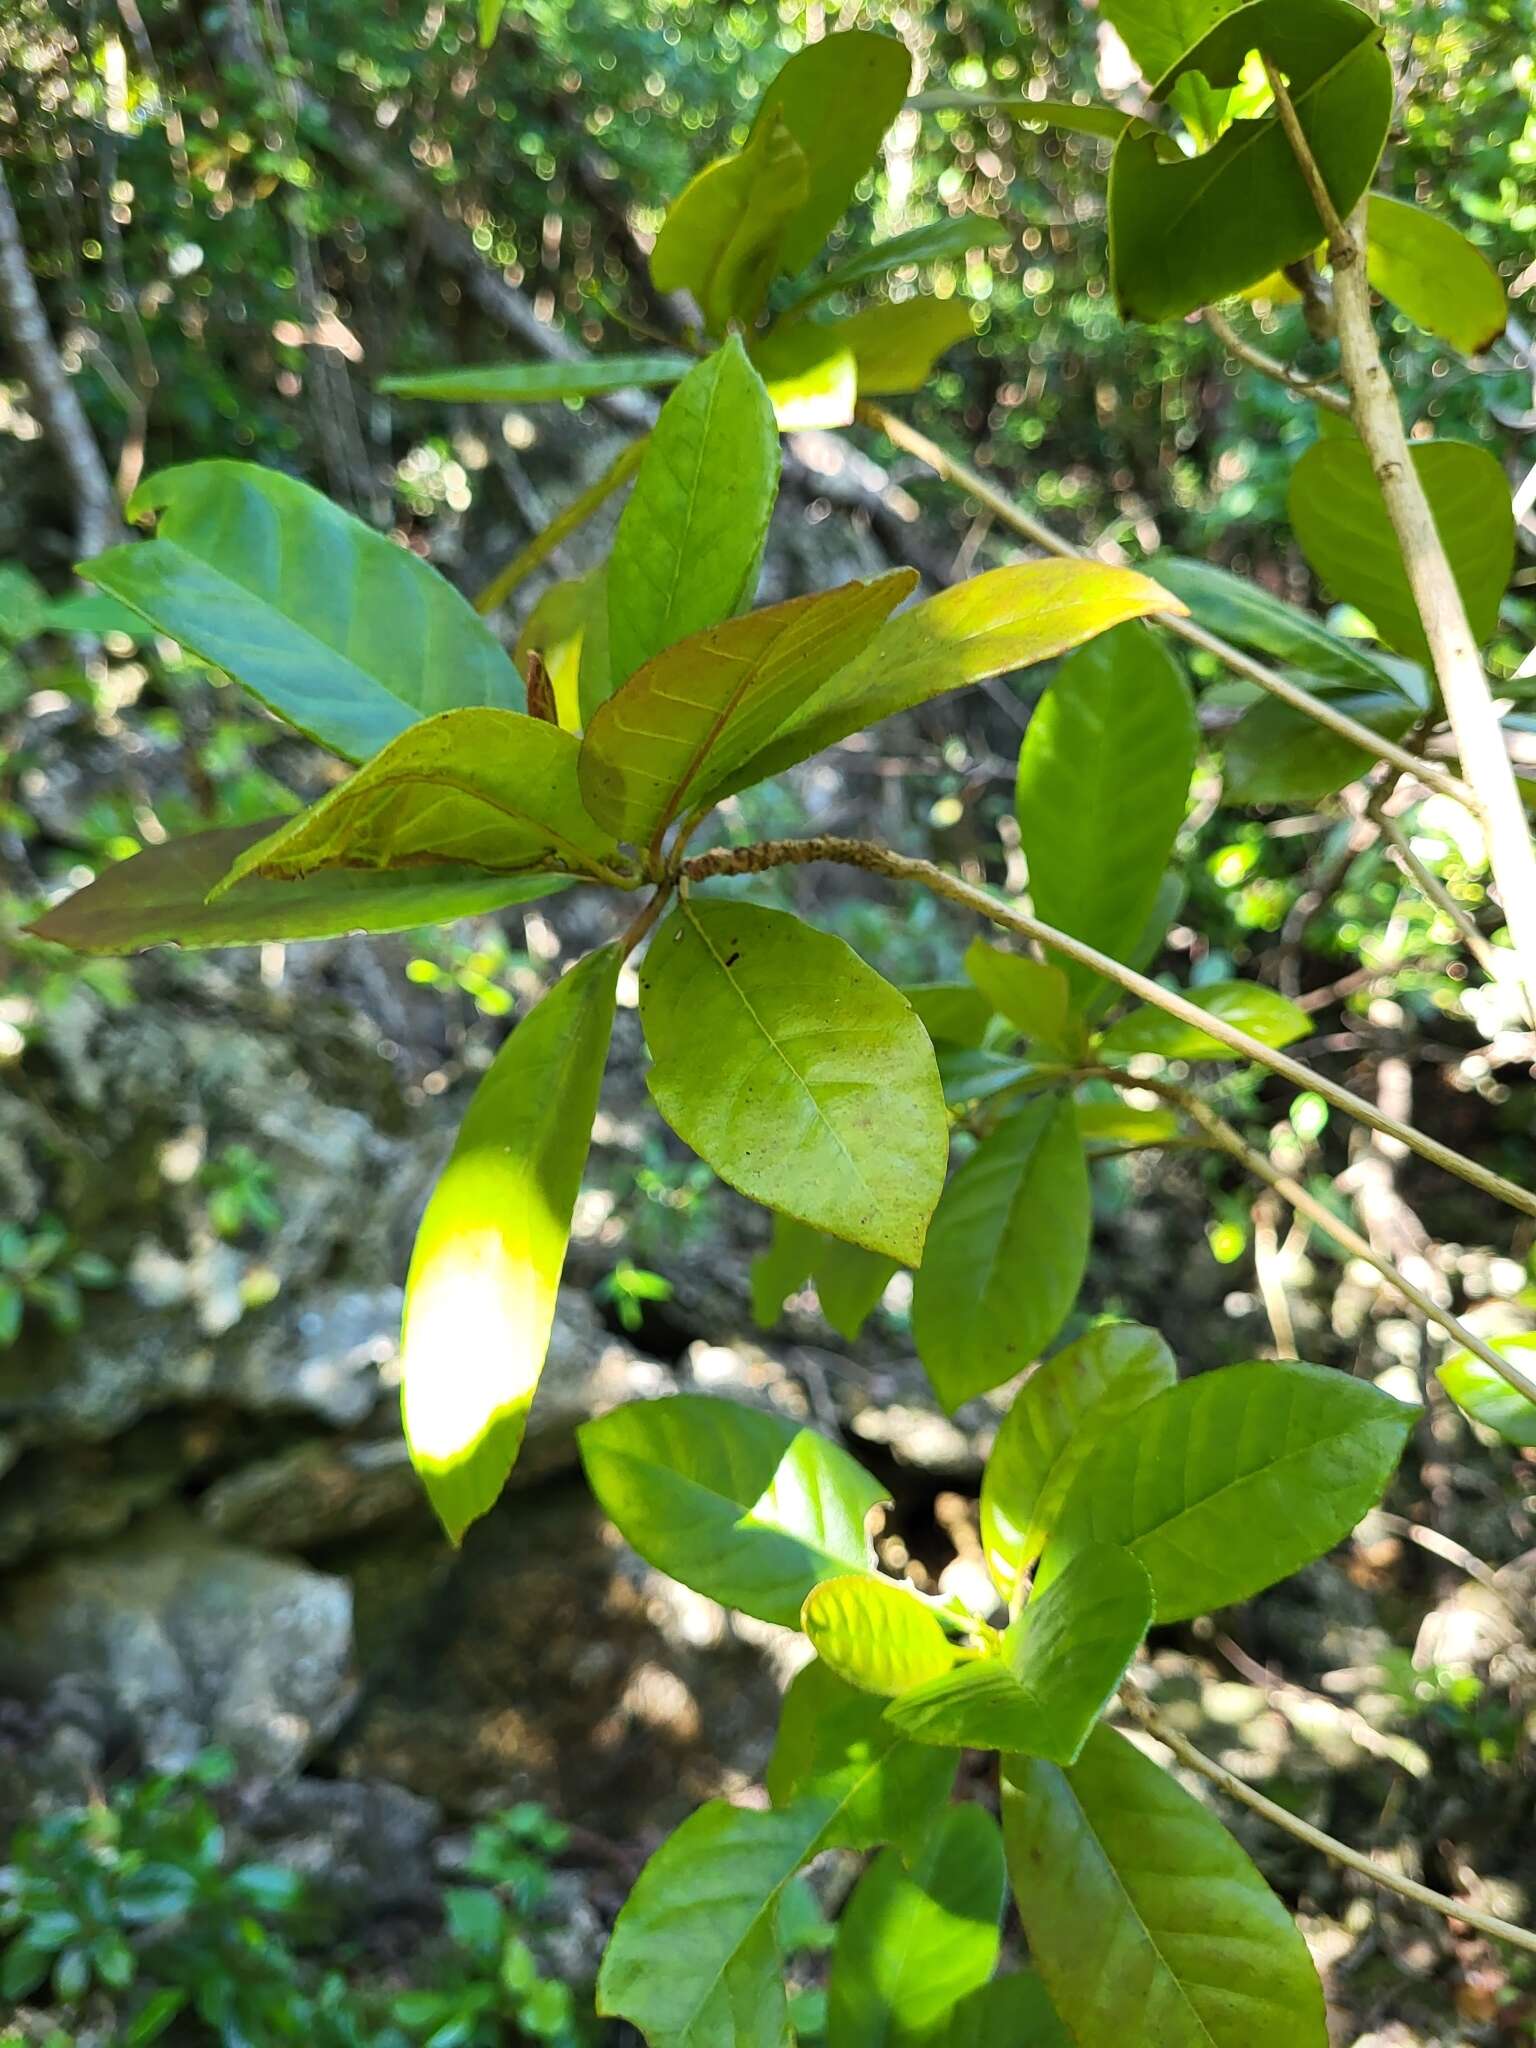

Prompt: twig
[
  {"left": 1366, "top": 791, "right": 1508, "bottom": 983},
  {"left": 856, "top": 403, "right": 1478, "bottom": 813},
  {"left": 1118, "top": 1680, "right": 1536, "bottom": 1956},
  {"left": 1112, "top": 1070, "right": 1536, "bottom": 1406},
  {"left": 676, "top": 835, "right": 1536, "bottom": 1223},
  {"left": 1366, "top": 1511, "right": 1524, "bottom": 1618},
  {"left": 477, "top": 435, "right": 648, "bottom": 616},
  {"left": 1202, "top": 304, "right": 1350, "bottom": 414},
  {"left": 1264, "top": 54, "right": 1536, "bottom": 1023}
]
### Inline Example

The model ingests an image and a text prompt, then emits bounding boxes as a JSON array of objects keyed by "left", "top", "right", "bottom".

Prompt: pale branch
[
  {"left": 1118, "top": 1682, "right": 1536, "bottom": 1956},
  {"left": 0, "top": 161, "right": 123, "bottom": 562},
  {"left": 1108, "top": 1071, "right": 1536, "bottom": 1407},
  {"left": 1202, "top": 304, "right": 1350, "bottom": 414},
  {"left": 477, "top": 436, "right": 648, "bottom": 616},
  {"left": 1264, "top": 55, "right": 1536, "bottom": 1023},
  {"left": 1366, "top": 790, "right": 1509, "bottom": 983},
  {"left": 855, "top": 402, "right": 1478, "bottom": 812},
  {"left": 676, "top": 835, "right": 1536, "bottom": 1221}
]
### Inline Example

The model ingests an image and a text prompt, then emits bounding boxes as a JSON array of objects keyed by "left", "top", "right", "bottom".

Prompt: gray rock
[
  {"left": 0, "top": 1513, "right": 354, "bottom": 1775},
  {"left": 239, "top": 1775, "right": 442, "bottom": 1911}
]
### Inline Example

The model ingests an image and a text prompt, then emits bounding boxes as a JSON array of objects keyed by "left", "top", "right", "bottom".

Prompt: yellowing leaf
[
  {"left": 515, "top": 571, "right": 604, "bottom": 733},
  {"left": 751, "top": 322, "right": 859, "bottom": 429},
  {"left": 834, "top": 294, "right": 976, "bottom": 394},
  {"left": 579, "top": 571, "right": 916, "bottom": 850},
  {"left": 215, "top": 709, "right": 624, "bottom": 892},
  {"left": 801, "top": 1575, "right": 957, "bottom": 1696},
  {"left": 719, "top": 560, "right": 1186, "bottom": 795},
  {"left": 651, "top": 114, "right": 809, "bottom": 332},
  {"left": 401, "top": 945, "right": 620, "bottom": 1542}
]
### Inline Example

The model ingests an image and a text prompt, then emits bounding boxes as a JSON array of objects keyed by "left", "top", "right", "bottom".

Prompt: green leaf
[
  {"left": 26, "top": 821, "right": 563, "bottom": 956},
  {"left": 1099, "top": 979, "right": 1311, "bottom": 1059},
  {"left": 1148, "top": 556, "right": 1408, "bottom": 691},
  {"left": 828, "top": 295, "right": 976, "bottom": 396},
  {"left": 1222, "top": 690, "right": 1420, "bottom": 803},
  {"left": 477, "top": 0, "right": 506, "bottom": 44},
  {"left": 578, "top": 1393, "right": 888, "bottom": 1628},
  {"left": 1100, "top": 0, "right": 1242, "bottom": 85},
  {"left": 652, "top": 115, "right": 810, "bottom": 332},
  {"left": 85, "top": 462, "right": 524, "bottom": 762},
  {"left": 606, "top": 339, "right": 779, "bottom": 692},
  {"left": 0, "top": 562, "right": 49, "bottom": 644},
  {"left": 641, "top": 902, "right": 947, "bottom": 1263},
  {"left": 911, "top": 1096, "right": 1090, "bottom": 1410},
  {"left": 596, "top": 1797, "right": 831, "bottom": 2048},
  {"left": 936, "top": 1975, "right": 1072, "bottom": 2046},
  {"left": 902, "top": 982, "right": 996, "bottom": 1050},
  {"left": 1016, "top": 623, "right": 1196, "bottom": 1010},
  {"left": 1109, "top": 0, "right": 1392, "bottom": 323},
  {"left": 812, "top": 1239, "right": 899, "bottom": 1342},
  {"left": 1075, "top": 1099, "right": 1181, "bottom": 1147},
  {"left": 766, "top": 1660, "right": 958, "bottom": 1857},
  {"left": 402, "top": 945, "right": 619, "bottom": 1542},
  {"left": 750, "top": 1212, "right": 820, "bottom": 1328},
  {"left": 1289, "top": 437, "right": 1515, "bottom": 659},
  {"left": 216, "top": 710, "right": 624, "bottom": 892},
  {"left": 937, "top": 1050, "right": 1038, "bottom": 1109},
  {"left": 825, "top": 1807, "right": 1005, "bottom": 2047},
  {"left": 749, "top": 31, "right": 913, "bottom": 275},
  {"left": 1366, "top": 193, "right": 1507, "bottom": 356},
  {"left": 580, "top": 571, "right": 915, "bottom": 850},
  {"left": 1038, "top": 1359, "right": 1417, "bottom": 1620},
  {"left": 964, "top": 939, "right": 1072, "bottom": 1050},
  {"left": 885, "top": 1545, "right": 1152, "bottom": 1763},
  {"left": 1003, "top": 1725, "right": 1328, "bottom": 2048},
  {"left": 750, "top": 1218, "right": 897, "bottom": 1339},
  {"left": 1436, "top": 1337, "right": 1536, "bottom": 1448},
  {"left": 910, "top": 90, "right": 1142, "bottom": 143},
  {"left": 791, "top": 216, "right": 1008, "bottom": 309},
  {"left": 721, "top": 561, "right": 1186, "bottom": 795},
  {"left": 40, "top": 590, "right": 147, "bottom": 637},
  {"left": 379, "top": 355, "right": 692, "bottom": 402},
  {"left": 980, "top": 1323, "right": 1177, "bottom": 1602},
  {"left": 801, "top": 1575, "right": 957, "bottom": 1696}
]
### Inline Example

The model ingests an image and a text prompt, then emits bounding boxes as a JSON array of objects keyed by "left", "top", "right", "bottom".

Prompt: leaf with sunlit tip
[{"left": 401, "top": 943, "right": 620, "bottom": 1543}]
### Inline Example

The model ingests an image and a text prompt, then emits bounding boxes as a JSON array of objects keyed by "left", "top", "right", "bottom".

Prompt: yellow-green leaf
[
  {"left": 749, "top": 30, "right": 913, "bottom": 275},
  {"left": 579, "top": 571, "right": 915, "bottom": 850},
  {"left": 1098, "top": 980, "right": 1310, "bottom": 1060},
  {"left": 606, "top": 339, "right": 779, "bottom": 691},
  {"left": 832, "top": 293, "right": 976, "bottom": 394},
  {"left": 801, "top": 1575, "right": 957, "bottom": 1696},
  {"left": 718, "top": 560, "right": 1186, "bottom": 796},
  {"left": 379, "top": 355, "right": 692, "bottom": 404},
  {"left": 1437, "top": 1337, "right": 1536, "bottom": 1448},
  {"left": 1366, "top": 193, "right": 1506, "bottom": 356},
  {"left": 25, "top": 821, "right": 565, "bottom": 956},
  {"left": 214, "top": 709, "right": 624, "bottom": 892},
  {"left": 980, "top": 1323, "right": 1176, "bottom": 1602},
  {"left": 911, "top": 1096, "right": 1090, "bottom": 1410},
  {"left": 401, "top": 944, "right": 620, "bottom": 1542},
  {"left": 964, "top": 939, "right": 1073, "bottom": 1050},
  {"left": 751, "top": 322, "right": 859, "bottom": 429},
  {"left": 651, "top": 113, "right": 808, "bottom": 332},
  {"left": 640, "top": 902, "right": 947, "bottom": 1263},
  {"left": 514, "top": 571, "right": 604, "bottom": 733},
  {"left": 1289, "top": 437, "right": 1514, "bottom": 660}
]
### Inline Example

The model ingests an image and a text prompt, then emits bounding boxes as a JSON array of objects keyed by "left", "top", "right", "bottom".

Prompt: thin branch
[
  {"left": 1202, "top": 303, "right": 1350, "bottom": 414},
  {"left": 476, "top": 435, "right": 647, "bottom": 616},
  {"left": 0, "top": 160, "right": 123, "bottom": 561},
  {"left": 676, "top": 835, "right": 1536, "bottom": 1222},
  {"left": 1111, "top": 1071, "right": 1536, "bottom": 1406},
  {"left": 1264, "top": 57, "right": 1536, "bottom": 1023},
  {"left": 855, "top": 402, "right": 1478, "bottom": 812},
  {"left": 1366, "top": 790, "right": 1509, "bottom": 983},
  {"left": 1119, "top": 1681, "right": 1536, "bottom": 1956}
]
